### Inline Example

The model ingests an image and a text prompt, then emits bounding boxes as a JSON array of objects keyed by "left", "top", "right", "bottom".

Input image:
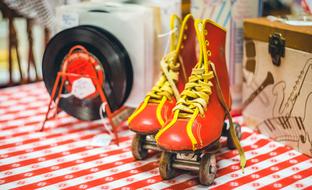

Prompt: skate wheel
[
  {"left": 159, "top": 152, "right": 176, "bottom": 180},
  {"left": 131, "top": 134, "right": 148, "bottom": 160},
  {"left": 227, "top": 123, "right": 242, "bottom": 150},
  {"left": 199, "top": 154, "right": 217, "bottom": 186}
]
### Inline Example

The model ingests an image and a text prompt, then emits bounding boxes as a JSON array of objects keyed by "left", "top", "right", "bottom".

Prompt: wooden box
[{"left": 242, "top": 17, "right": 312, "bottom": 156}]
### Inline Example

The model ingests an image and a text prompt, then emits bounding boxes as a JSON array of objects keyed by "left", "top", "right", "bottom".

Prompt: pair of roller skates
[{"left": 128, "top": 14, "right": 246, "bottom": 186}]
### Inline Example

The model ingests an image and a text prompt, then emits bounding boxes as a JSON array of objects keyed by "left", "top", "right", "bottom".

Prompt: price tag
[
  {"left": 72, "top": 78, "right": 96, "bottom": 99},
  {"left": 91, "top": 134, "right": 112, "bottom": 147}
]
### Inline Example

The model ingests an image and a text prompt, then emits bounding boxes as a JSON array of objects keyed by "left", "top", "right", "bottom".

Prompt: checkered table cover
[{"left": 0, "top": 82, "right": 311, "bottom": 190}]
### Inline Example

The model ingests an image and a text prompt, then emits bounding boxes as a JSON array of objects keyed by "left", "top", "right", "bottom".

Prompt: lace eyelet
[
  {"left": 181, "top": 45, "right": 184, "bottom": 49},
  {"left": 207, "top": 50, "right": 212, "bottom": 56},
  {"left": 204, "top": 29, "right": 208, "bottom": 35},
  {"left": 183, "top": 35, "right": 187, "bottom": 40},
  {"left": 185, "top": 25, "right": 188, "bottom": 30},
  {"left": 205, "top": 40, "right": 209, "bottom": 46}
]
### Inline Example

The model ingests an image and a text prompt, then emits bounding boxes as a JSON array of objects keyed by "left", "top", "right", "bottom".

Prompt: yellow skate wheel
[
  {"left": 159, "top": 152, "right": 176, "bottom": 180},
  {"left": 199, "top": 154, "right": 217, "bottom": 186},
  {"left": 131, "top": 134, "right": 148, "bottom": 160}
]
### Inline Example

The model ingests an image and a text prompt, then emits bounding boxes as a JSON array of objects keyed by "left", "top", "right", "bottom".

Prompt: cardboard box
[{"left": 242, "top": 17, "right": 312, "bottom": 156}]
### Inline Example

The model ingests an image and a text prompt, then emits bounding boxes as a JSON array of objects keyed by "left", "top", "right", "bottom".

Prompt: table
[{"left": 0, "top": 82, "right": 311, "bottom": 190}]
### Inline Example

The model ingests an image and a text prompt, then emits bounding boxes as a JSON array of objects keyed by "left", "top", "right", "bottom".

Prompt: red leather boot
[
  {"left": 128, "top": 14, "right": 198, "bottom": 160},
  {"left": 155, "top": 19, "right": 246, "bottom": 186}
]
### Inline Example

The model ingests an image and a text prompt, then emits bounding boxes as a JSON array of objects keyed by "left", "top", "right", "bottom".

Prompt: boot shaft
[
  {"left": 203, "top": 19, "right": 231, "bottom": 109},
  {"left": 175, "top": 14, "right": 197, "bottom": 93}
]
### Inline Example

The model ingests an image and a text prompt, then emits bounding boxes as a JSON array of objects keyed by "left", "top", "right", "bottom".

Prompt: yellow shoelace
[
  {"left": 146, "top": 51, "right": 181, "bottom": 103},
  {"left": 147, "top": 14, "right": 183, "bottom": 103},
  {"left": 173, "top": 65, "right": 214, "bottom": 118},
  {"left": 210, "top": 61, "right": 246, "bottom": 173}
]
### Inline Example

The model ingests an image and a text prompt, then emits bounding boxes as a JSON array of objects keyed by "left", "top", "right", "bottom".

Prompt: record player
[{"left": 42, "top": 2, "right": 156, "bottom": 121}]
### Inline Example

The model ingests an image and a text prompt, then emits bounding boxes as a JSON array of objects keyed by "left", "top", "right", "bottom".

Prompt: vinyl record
[{"left": 42, "top": 25, "right": 133, "bottom": 121}]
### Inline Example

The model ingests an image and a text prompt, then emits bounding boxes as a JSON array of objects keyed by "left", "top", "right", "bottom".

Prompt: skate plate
[{"left": 159, "top": 122, "right": 242, "bottom": 186}]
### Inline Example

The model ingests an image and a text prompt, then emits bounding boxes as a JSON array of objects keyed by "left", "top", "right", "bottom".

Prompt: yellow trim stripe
[
  {"left": 174, "top": 14, "right": 193, "bottom": 58},
  {"left": 186, "top": 108, "right": 199, "bottom": 150},
  {"left": 155, "top": 110, "right": 179, "bottom": 142},
  {"left": 170, "top": 14, "right": 182, "bottom": 51},
  {"left": 204, "top": 18, "right": 226, "bottom": 32},
  {"left": 156, "top": 96, "right": 167, "bottom": 126},
  {"left": 127, "top": 97, "right": 150, "bottom": 124}
]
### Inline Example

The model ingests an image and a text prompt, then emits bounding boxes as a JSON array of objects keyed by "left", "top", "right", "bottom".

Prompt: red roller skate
[
  {"left": 155, "top": 19, "right": 246, "bottom": 186},
  {"left": 128, "top": 14, "right": 198, "bottom": 160}
]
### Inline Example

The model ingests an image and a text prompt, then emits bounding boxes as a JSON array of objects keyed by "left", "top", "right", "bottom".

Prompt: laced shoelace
[
  {"left": 146, "top": 51, "right": 181, "bottom": 103},
  {"left": 172, "top": 63, "right": 214, "bottom": 118}
]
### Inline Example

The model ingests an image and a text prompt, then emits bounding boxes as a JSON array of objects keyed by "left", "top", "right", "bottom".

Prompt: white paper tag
[
  {"left": 284, "top": 20, "right": 312, "bottom": 26},
  {"left": 267, "top": 16, "right": 312, "bottom": 26},
  {"left": 91, "top": 134, "right": 112, "bottom": 147},
  {"left": 71, "top": 78, "right": 96, "bottom": 99},
  {"left": 61, "top": 12, "right": 79, "bottom": 30}
]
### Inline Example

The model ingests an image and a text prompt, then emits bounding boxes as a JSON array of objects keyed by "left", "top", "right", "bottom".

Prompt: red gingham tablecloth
[{"left": 0, "top": 82, "right": 311, "bottom": 190}]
